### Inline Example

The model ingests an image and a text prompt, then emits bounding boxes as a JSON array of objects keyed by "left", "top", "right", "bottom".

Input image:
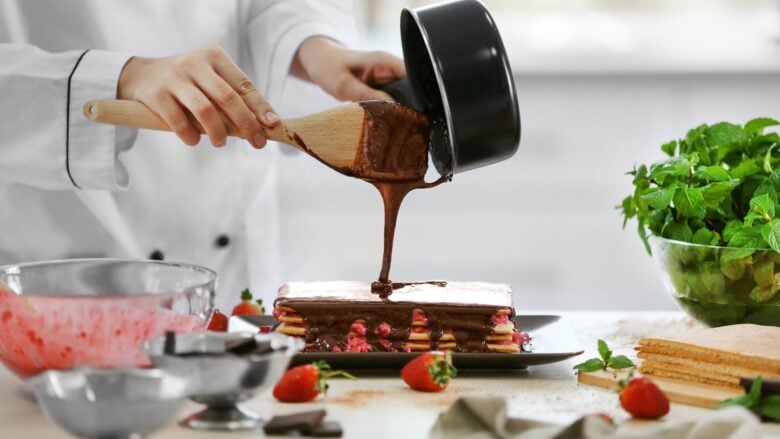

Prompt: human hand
[
  {"left": 292, "top": 37, "right": 406, "bottom": 102},
  {"left": 117, "top": 45, "right": 277, "bottom": 148}
]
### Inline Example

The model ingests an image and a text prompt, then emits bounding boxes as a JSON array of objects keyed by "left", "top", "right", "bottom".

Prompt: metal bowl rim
[{"left": 27, "top": 366, "right": 189, "bottom": 400}]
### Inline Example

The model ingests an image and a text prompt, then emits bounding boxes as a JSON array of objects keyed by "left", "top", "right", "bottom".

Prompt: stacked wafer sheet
[
  {"left": 273, "top": 281, "right": 524, "bottom": 353},
  {"left": 636, "top": 324, "right": 780, "bottom": 388}
]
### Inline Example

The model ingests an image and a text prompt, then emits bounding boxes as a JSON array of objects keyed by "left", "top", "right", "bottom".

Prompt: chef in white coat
[{"left": 0, "top": 0, "right": 405, "bottom": 310}]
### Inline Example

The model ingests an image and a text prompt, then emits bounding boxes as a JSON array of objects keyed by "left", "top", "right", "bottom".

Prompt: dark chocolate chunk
[
  {"left": 311, "top": 421, "right": 343, "bottom": 437},
  {"left": 263, "top": 409, "right": 327, "bottom": 435},
  {"left": 163, "top": 331, "right": 176, "bottom": 355}
]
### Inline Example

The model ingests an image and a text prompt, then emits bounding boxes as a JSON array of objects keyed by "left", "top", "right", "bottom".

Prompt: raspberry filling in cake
[{"left": 274, "top": 281, "right": 527, "bottom": 353}]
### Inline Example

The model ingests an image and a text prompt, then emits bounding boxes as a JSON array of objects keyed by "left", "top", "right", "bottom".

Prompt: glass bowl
[
  {"left": 0, "top": 259, "right": 216, "bottom": 379},
  {"left": 651, "top": 237, "right": 780, "bottom": 326}
]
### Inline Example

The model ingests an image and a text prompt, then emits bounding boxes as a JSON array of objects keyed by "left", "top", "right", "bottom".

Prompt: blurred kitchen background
[{"left": 270, "top": 0, "right": 780, "bottom": 310}]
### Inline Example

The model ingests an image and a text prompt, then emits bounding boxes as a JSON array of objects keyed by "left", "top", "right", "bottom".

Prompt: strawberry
[
  {"left": 231, "top": 289, "right": 265, "bottom": 316},
  {"left": 273, "top": 360, "right": 356, "bottom": 403},
  {"left": 619, "top": 374, "right": 670, "bottom": 419},
  {"left": 401, "top": 351, "right": 457, "bottom": 392},
  {"left": 206, "top": 309, "right": 228, "bottom": 332}
]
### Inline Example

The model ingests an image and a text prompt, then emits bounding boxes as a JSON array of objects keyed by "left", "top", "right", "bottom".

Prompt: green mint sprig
[
  {"left": 717, "top": 376, "right": 780, "bottom": 422},
  {"left": 574, "top": 339, "right": 635, "bottom": 373},
  {"left": 621, "top": 117, "right": 780, "bottom": 254}
]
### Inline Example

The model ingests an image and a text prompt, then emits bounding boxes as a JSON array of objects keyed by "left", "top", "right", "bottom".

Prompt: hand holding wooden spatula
[{"left": 84, "top": 99, "right": 430, "bottom": 181}]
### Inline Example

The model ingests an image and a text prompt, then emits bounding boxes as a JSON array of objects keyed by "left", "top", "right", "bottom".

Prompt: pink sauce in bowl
[{"left": 0, "top": 259, "right": 215, "bottom": 379}]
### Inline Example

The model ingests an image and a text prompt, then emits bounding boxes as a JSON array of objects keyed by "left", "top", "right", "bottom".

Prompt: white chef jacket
[{"left": 0, "top": 0, "right": 356, "bottom": 310}]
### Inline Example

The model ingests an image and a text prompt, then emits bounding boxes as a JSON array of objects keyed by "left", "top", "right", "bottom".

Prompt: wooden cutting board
[{"left": 578, "top": 369, "right": 744, "bottom": 409}]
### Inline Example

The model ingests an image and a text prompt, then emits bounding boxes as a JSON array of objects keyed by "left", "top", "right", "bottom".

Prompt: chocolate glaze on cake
[
  {"left": 275, "top": 282, "right": 517, "bottom": 353},
  {"left": 291, "top": 301, "right": 505, "bottom": 352}
]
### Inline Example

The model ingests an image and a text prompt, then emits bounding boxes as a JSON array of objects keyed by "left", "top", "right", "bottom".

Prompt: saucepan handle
[{"left": 377, "top": 78, "right": 423, "bottom": 112}]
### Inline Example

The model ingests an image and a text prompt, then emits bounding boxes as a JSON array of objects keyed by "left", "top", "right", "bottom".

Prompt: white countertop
[{"left": 2, "top": 311, "right": 780, "bottom": 438}]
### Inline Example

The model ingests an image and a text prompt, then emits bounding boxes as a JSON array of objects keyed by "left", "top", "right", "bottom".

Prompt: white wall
[{"left": 273, "top": 73, "right": 780, "bottom": 310}]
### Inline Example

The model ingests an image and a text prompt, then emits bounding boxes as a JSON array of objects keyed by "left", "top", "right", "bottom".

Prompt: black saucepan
[{"left": 381, "top": 0, "right": 521, "bottom": 177}]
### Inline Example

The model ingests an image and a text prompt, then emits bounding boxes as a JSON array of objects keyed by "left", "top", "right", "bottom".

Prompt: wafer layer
[
  {"left": 637, "top": 324, "right": 780, "bottom": 373},
  {"left": 635, "top": 324, "right": 780, "bottom": 389},
  {"left": 638, "top": 363, "right": 740, "bottom": 388},
  {"left": 637, "top": 352, "right": 780, "bottom": 381}
]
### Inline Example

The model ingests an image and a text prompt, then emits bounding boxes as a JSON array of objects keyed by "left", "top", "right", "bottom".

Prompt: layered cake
[
  {"left": 273, "top": 281, "right": 528, "bottom": 353},
  {"left": 636, "top": 324, "right": 780, "bottom": 388}
]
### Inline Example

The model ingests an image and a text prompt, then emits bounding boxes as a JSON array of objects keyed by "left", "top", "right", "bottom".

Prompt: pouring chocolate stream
[
  {"left": 350, "top": 101, "right": 450, "bottom": 296},
  {"left": 83, "top": 99, "right": 449, "bottom": 296}
]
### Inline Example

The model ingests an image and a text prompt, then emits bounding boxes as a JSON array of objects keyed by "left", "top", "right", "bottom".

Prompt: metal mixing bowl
[
  {"left": 144, "top": 331, "right": 302, "bottom": 431},
  {"left": 27, "top": 367, "right": 189, "bottom": 438},
  {"left": 0, "top": 258, "right": 216, "bottom": 379}
]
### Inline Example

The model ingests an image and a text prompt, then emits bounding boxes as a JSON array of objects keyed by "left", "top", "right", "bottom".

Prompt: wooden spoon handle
[{"left": 83, "top": 99, "right": 292, "bottom": 145}]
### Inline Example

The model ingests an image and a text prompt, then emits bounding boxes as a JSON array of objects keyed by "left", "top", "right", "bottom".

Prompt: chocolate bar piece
[
  {"left": 164, "top": 331, "right": 177, "bottom": 355},
  {"left": 311, "top": 421, "right": 343, "bottom": 437},
  {"left": 263, "top": 409, "right": 327, "bottom": 435},
  {"left": 274, "top": 281, "right": 525, "bottom": 354}
]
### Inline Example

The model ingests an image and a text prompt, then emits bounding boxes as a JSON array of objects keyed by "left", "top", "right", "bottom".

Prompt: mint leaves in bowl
[{"left": 622, "top": 118, "right": 780, "bottom": 326}]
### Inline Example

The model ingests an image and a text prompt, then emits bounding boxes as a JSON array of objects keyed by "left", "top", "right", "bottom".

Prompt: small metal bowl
[
  {"left": 143, "top": 331, "right": 302, "bottom": 431},
  {"left": 26, "top": 367, "right": 189, "bottom": 439}
]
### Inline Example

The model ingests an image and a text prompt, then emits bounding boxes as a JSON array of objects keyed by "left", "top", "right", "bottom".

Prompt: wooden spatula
[{"left": 84, "top": 99, "right": 430, "bottom": 181}]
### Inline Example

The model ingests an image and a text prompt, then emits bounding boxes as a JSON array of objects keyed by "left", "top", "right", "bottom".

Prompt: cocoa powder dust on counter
[
  {"left": 354, "top": 101, "right": 450, "bottom": 297},
  {"left": 329, "top": 390, "right": 387, "bottom": 408}
]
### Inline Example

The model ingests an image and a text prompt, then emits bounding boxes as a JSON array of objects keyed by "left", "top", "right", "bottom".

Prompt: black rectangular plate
[{"left": 236, "top": 314, "right": 583, "bottom": 371}]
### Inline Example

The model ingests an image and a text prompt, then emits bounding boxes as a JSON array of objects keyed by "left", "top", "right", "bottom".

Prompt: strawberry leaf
[
  {"left": 617, "top": 369, "right": 635, "bottom": 391},
  {"left": 313, "top": 360, "right": 356, "bottom": 396},
  {"left": 427, "top": 351, "right": 457, "bottom": 387},
  {"left": 240, "top": 288, "right": 252, "bottom": 301}
]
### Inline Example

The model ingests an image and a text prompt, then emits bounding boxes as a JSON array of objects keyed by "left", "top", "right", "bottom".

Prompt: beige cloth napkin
[{"left": 429, "top": 397, "right": 763, "bottom": 439}]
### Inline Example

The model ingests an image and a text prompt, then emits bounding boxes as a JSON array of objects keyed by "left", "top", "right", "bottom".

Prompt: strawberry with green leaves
[
  {"left": 231, "top": 288, "right": 265, "bottom": 316},
  {"left": 273, "top": 360, "right": 356, "bottom": 403},
  {"left": 619, "top": 373, "right": 670, "bottom": 419},
  {"left": 401, "top": 351, "right": 457, "bottom": 392}
]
